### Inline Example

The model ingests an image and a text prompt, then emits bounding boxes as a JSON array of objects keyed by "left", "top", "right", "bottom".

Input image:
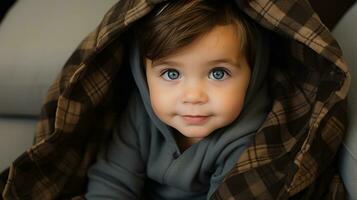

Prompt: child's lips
[{"left": 181, "top": 115, "right": 211, "bottom": 124}]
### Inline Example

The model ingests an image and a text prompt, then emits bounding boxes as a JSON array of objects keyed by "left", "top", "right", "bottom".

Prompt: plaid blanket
[{"left": 0, "top": 0, "right": 350, "bottom": 199}]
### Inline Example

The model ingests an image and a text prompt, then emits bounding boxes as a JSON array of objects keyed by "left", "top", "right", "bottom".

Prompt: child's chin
[{"left": 179, "top": 127, "right": 213, "bottom": 139}]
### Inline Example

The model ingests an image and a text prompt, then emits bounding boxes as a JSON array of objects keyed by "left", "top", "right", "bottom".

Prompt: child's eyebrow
[
  {"left": 206, "top": 59, "right": 240, "bottom": 68},
  {"left": 152, "top": 58, "right": 240, "bottom": 68},
  {"left": 152, "top": 60, "right": 179, "bottom": 67}
]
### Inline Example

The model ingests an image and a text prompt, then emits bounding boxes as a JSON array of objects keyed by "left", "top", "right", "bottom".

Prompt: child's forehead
[{"left": 148, "top": 25, "right": 246, "bottom": 66}]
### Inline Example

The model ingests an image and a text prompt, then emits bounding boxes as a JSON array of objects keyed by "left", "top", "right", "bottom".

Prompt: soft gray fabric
[
  {"left": 333, "top": 2, "right": 357, "bottom": 200},
  {"left": 86, "top": 14, "right": 272, "bottom": 200},
  {"left": 0, "top": 0, "right": 117, "bottom": 116}
]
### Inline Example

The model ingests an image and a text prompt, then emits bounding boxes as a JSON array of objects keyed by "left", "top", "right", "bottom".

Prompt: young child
[
  {"left": 0, "top": 0, "right": 349, "bottom": 199},
  {"left": 86, "top": 0, "right": 272, "bottom": 199}
]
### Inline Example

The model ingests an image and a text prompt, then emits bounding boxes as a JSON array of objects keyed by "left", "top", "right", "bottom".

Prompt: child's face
[{"left": 145, "top": 24, "right": 251, "bottom": 142}]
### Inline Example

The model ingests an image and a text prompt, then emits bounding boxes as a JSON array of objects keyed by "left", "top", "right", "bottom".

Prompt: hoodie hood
[{"left": 1, "top": 0, "right": 350, "bottom": 199}]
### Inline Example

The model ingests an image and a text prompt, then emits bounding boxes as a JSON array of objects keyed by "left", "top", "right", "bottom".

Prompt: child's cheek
[
  {"left": 211, "top": 87, "right": 246, "bottom": 123},
  {"left": 149, "top": 89, "right": 174, "bottom": 120}
]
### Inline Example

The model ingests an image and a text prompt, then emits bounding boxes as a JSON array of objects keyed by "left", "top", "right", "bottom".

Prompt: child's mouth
[{"left": 181, "top": 115, "right": 210, "bottom": 124}]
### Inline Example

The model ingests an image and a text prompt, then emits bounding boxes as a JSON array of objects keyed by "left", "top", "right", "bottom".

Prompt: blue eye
[
  {"left": 209, "top": 68, "right": 229, "bottom": 80},
  {"left": 162, "top": 69, "right": 180, "bottom": 80}
]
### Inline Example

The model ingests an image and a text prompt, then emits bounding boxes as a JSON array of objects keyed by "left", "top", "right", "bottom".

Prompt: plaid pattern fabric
[{"left": 0, "top": 0, "right": 350, "bottom": 199}]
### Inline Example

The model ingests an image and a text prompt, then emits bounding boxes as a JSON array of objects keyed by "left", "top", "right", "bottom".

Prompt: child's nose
[{"left": 181, "top": 83, "right": 208, "bottom": 104}]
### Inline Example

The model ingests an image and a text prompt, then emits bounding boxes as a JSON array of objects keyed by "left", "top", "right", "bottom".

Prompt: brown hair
[{"left": 133, "top": 0, "right": 256, "bottom": 67}]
